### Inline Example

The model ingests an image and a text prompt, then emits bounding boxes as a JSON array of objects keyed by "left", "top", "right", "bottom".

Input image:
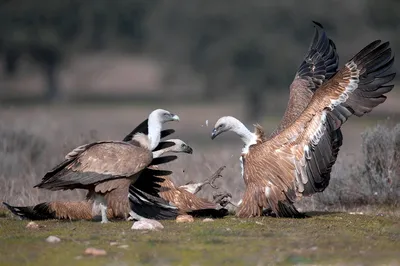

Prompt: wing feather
[
  {"left": 122, "top": 118, "right": 175, "bottom": 145},
  {"left": 243, "top": 40, "right": 395, "bottom": 217},
  {"left": 35, "top": 141, "right": 152, "bottom": 190},
  {"left": 271, "top": 21, "right": 339, "bottom": 137}
]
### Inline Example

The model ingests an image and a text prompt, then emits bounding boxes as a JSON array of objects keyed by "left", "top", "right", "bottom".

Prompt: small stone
[
  {"left": 26, "top": 221, "right": 40, "bottom": 229},
  {"left": 118, "top": 245, "right": 129, "bottom": 249},
  {"left": 176, "top": 214, "right": 194, "bottom": 223},
  {"left": 109, "top": 242, "right": 119, "bottom": 246},
  {"left": 202, "top": 218, "right": 214, "bottom": 222},
  {"left": 255, "top": 221, "right": 264, "bottom": 225},
  {"left": 84, "top": 247, "right": 107, "bottom": 256},
  {"left": 131, "top": 219, "right": 164, "bottom": 230},
  {"left": 310, "top": 246, "right": 318, "bottom": 251},
  {"left": 46, "top": 236, "right": 61, "bottom": 243}
]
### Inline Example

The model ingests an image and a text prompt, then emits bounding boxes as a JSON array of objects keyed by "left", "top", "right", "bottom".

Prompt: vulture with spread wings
[{"left": 211, "top": 23, "right": 395, "bottom": 218}]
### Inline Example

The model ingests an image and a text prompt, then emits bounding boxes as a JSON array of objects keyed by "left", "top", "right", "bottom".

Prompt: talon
[
  {"left": 204, "top": 166, "right": 225, "bottom": 190},
  {"left": 212, "top": 192, "right": 232, "bottom": 207}
]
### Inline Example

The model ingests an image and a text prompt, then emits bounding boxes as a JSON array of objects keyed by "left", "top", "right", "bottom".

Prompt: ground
[
  {"left": 1, "top": 210, "right": 399, "bottom": 266},
  {"left": 1, "top": 103, "right": 399, "bottom": 265}
]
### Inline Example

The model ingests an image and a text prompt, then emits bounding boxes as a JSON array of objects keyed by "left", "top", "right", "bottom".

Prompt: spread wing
[
  {"left": 123, "top": 119, "right": 180, "bottom": 218},
  {"left": 239, "top": 40, "right": 395, "bottom": 218},
  {"left": 35, "top": 141, "right": 152, "bottom": 190},
  {"left": 128, "top": 186, "right": 179, "bottom": 220},
  {"left": 271, "top": 21, "right": 339, "bottom": 137},
  {"left": 131, "top": 167, "right": 173, "bottom": 197},
  {"left": 123, "top": 118, "right": 175, "bottom": 148}
]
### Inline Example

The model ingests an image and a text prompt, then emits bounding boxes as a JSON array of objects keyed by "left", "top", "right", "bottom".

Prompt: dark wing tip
[
  {"left": 312, "top": 20, "right": 324, "bottom": 29},
  {"left": 2, "top": 202, "right": 24, "bottom": 219},
  {"left": 160, "top": 129, "right": 176, "bottom": 139},
  {"left": 153, "top": 140, "right": 176, "bottom": 152},
  {"left": 122, "top": 119, "right": 149, "bottom": 142},
  {"left": 150, "top": 155, "right": 178, "bottom": 166}
]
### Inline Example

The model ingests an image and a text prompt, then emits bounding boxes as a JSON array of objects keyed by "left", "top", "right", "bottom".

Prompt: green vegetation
[{"left": 1, "top": 212, "right": 399, "bottom": 266}]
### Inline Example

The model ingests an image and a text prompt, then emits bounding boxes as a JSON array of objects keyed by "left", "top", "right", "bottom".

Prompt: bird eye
[
  {"left": 219, "top": 123, "right": 225, "bottom": 129},
  {"left": 181, "top": 144, "right": 185, "bottom": 148}
]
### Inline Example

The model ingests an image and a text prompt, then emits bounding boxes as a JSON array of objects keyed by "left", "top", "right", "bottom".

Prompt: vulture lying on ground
[
  {"left": 4, "top": 109, "right": 180, "bottom": 223},
  {"left": 211, "top": 29, "right": 396, "bottom": 217},
  {"left": 125, "top": 120, "right": 231, "bottom": 219}
]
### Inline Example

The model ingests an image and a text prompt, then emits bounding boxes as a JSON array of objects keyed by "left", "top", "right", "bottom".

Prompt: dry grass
[{"left": 1, "top": 104, "right": 399, "bottom": 216}]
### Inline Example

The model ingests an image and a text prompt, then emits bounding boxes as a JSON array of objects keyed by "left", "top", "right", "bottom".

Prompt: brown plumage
[
  {"left": 29, "top": 109, "right": 180, "bottom": 223},
  {"left": 131, "top": 140, "right": 228, "bottom": 217},
  {"left": 271, "top": 21, "right": 339, "bottom": 137},
  {"left": 3, "top": 140, "right": 186, "bottom": 222},
  {"left": 157, "top": 166, "right": 227, "bottom": 215},
  {"left": 212, "top": 40, "right": 395, "bottom": 218},
  {"left": 34, "top": 139, "right": 152, "bottom": 222},
  {"left": 3, "top": 201, "right": 95, "bottom": 221}
]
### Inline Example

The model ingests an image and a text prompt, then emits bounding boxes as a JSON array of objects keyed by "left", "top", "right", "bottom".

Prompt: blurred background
[{"left": 1, "top": 0, "right": 399, "bottom": 212}]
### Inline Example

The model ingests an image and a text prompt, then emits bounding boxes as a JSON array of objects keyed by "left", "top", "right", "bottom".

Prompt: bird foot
[
  {"left": 212, "top": 191, "right": 232, "bottom": 207},
  {"left": 195, "top": 166, "right": 226, "bottom": 194}
]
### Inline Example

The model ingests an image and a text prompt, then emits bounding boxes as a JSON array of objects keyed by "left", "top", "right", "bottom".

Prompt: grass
[
  {"left": 1, "top": 212, "right": 400, "bottom": 266},
  {"left": 1, "top": 103, "right": 400, "bottom": 265}
]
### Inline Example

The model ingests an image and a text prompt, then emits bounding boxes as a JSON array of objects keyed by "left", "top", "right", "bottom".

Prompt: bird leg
[
  {"left": 180, "top": 166, "right": 226, "bottom": 195},
  {"left": 212, "top": 192, "right": 233, "bottom": 207},
  {"left": 199, "top": 165, "right": 226, "bottom": 192},
  {"left": 100, "top": 202, "right": 109, "bottom": 224}
]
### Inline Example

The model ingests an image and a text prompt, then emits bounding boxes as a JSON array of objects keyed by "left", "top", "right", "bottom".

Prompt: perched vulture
[
  {"left": 2, "top": 140, "right": 190, "bottom": 222},
  {"left": 24, "top": 109, "right": 179, "bottom": 223},
  {"left": 211, "top": 39, "right": 396, "bottom": 218},
  {"left": 129, "top": 139, "right": 229, "bottom": 219}
]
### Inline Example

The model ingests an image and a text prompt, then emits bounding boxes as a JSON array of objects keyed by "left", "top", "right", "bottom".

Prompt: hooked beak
[
  {"left": 185, "top": 145, "right": 193, "bottom": 154},
  {"left": 211, "top": 128, "right": 219, "bottom": 140},
  {"left": 170, "top": 114, "right": 180, "bottom": 121}
]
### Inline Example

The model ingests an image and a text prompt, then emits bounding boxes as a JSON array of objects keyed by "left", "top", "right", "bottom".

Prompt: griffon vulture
[
  {"left": 211, "top": 40, "right": 395, "bottom": 218},
  {"left": 29, "top": 109, "right": 179, "bottom": 223},
  {"left": 231, "top": 21, "right": 341, "bottom": 213},
  {"left": 124, "top": 118, "right": 230, "bottom": 219},
  {"left": 129, "top": 139, "right": 230, "bottom": 219},
  {"left": 2, "top": 139, "right": 193, "bottom": 221}
]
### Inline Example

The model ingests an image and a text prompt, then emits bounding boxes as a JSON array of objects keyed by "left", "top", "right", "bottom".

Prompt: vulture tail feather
[{"left": 3, "top": 202, "right": 56, "bottom": 220}]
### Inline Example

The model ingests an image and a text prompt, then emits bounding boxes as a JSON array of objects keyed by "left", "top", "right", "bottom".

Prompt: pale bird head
[
  {"left": 165, "top": 139, "right": 193, "bottom": 154},
  {"left": 150, "top": 109, "right": 180, "bottom": 124},
  {"left": 211, "top": 116, "right": 236, "bottom": 140}
]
